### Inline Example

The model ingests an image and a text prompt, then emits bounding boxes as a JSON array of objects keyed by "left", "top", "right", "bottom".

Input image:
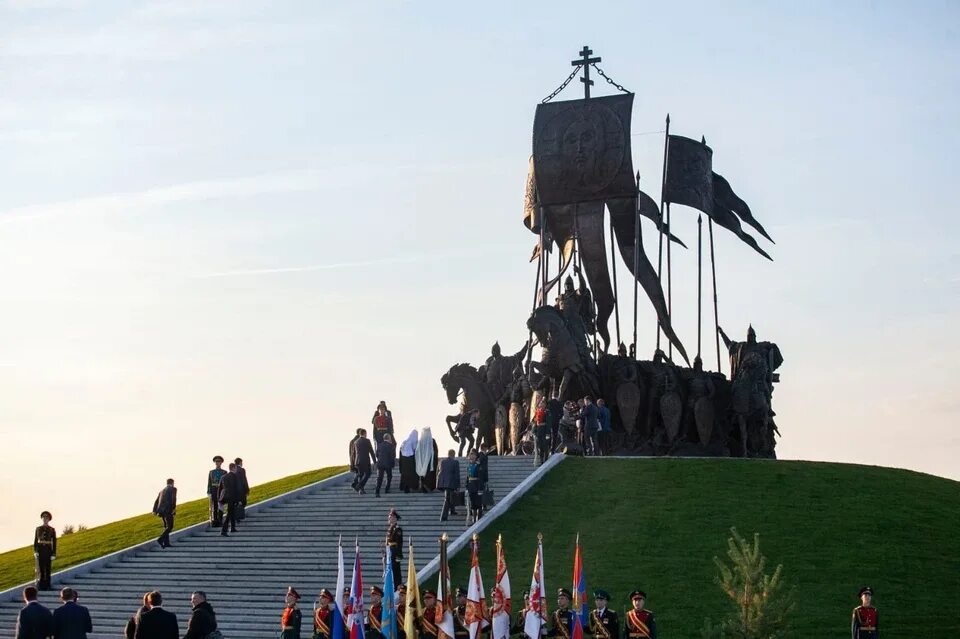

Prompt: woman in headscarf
[
  {"left": 398, "top": 429, "right": 419, "bottom": 493},
  {"left": 415, "top": 427, "right": 439, "bottom": 492}
]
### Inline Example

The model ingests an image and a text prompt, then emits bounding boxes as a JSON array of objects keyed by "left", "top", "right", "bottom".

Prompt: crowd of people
[
  {"left": 531, "top": 395, "right": 613, "bottom": 459},
  {"left": 347, "top": 402, "right": 494, "bottom": 523}
]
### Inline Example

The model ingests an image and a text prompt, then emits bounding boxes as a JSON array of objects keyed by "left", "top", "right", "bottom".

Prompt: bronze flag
[{"left": 663, "top": 134, "right": 713, "bottom": 214}]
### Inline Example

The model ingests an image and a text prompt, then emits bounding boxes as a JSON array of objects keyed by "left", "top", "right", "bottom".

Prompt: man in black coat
[
  {"left": 182, "top": 591, "right": 217, "bottom": 639},
  {"left": 375, "top": 433, "right": 396, "bottom": 497},
  {"left": 134, "top": 591, "right": 178, "bottom": 639},
  {"left": 436, "top": 449, "right": 461, "bottom": 522},
  {"left": 15, "top": 586, "right": 53, "bottom": 639},
  {"left": 353, "top": 429, "right": 377, "bottom": 495},
  {"left": 349, "top": 428, "right": 362, "bottom": 489},
  {"left": 52, "top": 587, "right": 93, "bottom": 639},
  {"left": 234, "top": 458, "right": 250, "bottom": 520},
  {"left": 152, "top": 479, "right": 177, "bottom": 548},
  {"left": 218, "top": 464, "right": 241, "bottom": 536}
]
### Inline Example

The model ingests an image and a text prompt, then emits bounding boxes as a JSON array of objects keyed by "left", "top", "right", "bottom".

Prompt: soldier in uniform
[
  {"left": 207, "top": 456, "right": 227, "bottom": 527},
  {"left": 367, "top": 586, "right": 385, "bottom": 639},
  {"left": 396, "top": 584, "right": 408, "bottom": 639},
  {"left": 282, "top": 586, "right": 303, "bottom": 639},
  {"left": 624, "top": 591, "right": 656, "bottom": 639},
  {"left": 452, "top": 588, "right": 469, "bottom": 639},
  {"left": 33, "top": 511, "right": 57, "bottom": 590},
  {"left": 418, "top": 590, "right": 440, "bottom": 639},
  {"left": 587, "top": 590, "right": 618, "bottom": 639},
  {"left": 851, "top": 586, "right": 878, "bottom": 639},
  {"left": 386, "top": 509, "right": 404, "bottom": 585},
  {"left": 549, "top": 588, "right": 575, "bottom": 639},
  {"left": 512, "top": 590, "right": 531, "bottom": 636},
  {"left": 313, "top": 589, "right": 335, "bottom": 639}
]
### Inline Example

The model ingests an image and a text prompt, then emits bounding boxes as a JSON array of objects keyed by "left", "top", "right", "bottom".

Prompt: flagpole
[
  {"left": 709, "top": 217, "right": 722, "bottom": 373},
  {"left": 632, "top": 173, "right": 640, "bottom": 357},
  {"left": 697, "top": 214, "right": 703, "bottom": 361},
  {"left": 656, "top": 114, "right": 670, "bottom": 353},
  {"left": 610, "top": 214, "right": 621, "bottom": 349},
  {"left": 527, "top": 247, "right": 542, "bottom": 381},
  {"left": 666, "top": 200, "right": 673, "bottom": 360}
]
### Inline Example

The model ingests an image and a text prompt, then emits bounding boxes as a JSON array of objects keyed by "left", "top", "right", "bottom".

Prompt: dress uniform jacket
[
  {"left": 281, "top": 605, "right": 302, "bottom": 639},
  {"left": 549, "top": 608, "right": 575, "bottom": 639},
  {"left": 851, "top": 605, "right": 878, "bottom": 639},
  {"left": 624, "top": 609, "right": 656, "bottom": 639},
  {"left": 312, "top": 606, "right": 334, "bottom": 639},
  {"left": 587, "top": 608, "right": 618, "bottom": 639}
]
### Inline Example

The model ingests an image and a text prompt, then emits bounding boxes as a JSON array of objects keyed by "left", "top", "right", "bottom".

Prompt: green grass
[
  {"left": 0, "top": 465, "right": 347, "bottom": 592},
  {"left": 450, "top": 458, "right": 960, "bottom": 639}
]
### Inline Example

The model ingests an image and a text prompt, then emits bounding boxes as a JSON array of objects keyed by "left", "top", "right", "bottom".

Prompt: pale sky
[{"left": 1, "top": 1, "right": 958, "bottom": 552}]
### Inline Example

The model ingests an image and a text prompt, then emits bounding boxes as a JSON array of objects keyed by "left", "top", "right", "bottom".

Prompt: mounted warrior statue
[{"left": 719, "top": 325, "right": 783, "bottom": 457}]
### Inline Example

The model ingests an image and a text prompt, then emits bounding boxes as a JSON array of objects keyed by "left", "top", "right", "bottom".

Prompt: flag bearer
[
  {"left": 587, "top": 590, "right": 618, "bottom": 639},
  {"left": 851, "top": 587, "right": 878, "bottom": 639},
  {"left": 624, "top": 591, "right": 656, "bottom": 639},
  {"left": 33, "top": 511, "right": 57, "bottom": 590},
  {"left": 282, "top": 587, "right": 303, "bottom": 639},
  {"left": 550, "top": 589, "right": 575, "bottom": 639},
  {"left": 313, "top": 589, "right": 335, "bottom": 639},
  {"left": 368, "top": 586, "right": 385, "bottom": 639}
]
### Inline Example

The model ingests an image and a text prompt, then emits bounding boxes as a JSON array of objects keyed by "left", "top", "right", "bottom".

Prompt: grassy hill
[
  {"left": 450, "top": 458, "right": 960, "bottom": 639},
  {"left": 0, "top": 465, "right": 347, "bottom": 592}
]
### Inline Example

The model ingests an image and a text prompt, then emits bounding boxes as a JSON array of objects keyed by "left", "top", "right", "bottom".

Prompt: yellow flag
[{"left": 405, "top": 543, "right": 422, "bottom": 639}]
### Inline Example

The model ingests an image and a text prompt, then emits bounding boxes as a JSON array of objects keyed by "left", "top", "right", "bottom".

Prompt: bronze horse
[
  {"left": 525, "top": 305, "right": 600, "bottom": 402},
  {"left": 440, "top": 363, "right": 497, "bottom": 449}
]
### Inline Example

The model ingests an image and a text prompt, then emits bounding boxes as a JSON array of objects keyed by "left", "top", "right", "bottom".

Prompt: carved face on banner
[{"left": 532, "top": 94, "right": 635, "bottom": 206}]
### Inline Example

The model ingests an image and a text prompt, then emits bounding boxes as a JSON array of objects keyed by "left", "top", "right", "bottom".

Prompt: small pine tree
[
  {"left": 700, "top": 527, "right": 795, "bottom": 639},
  {"left": 62, "top": 525, "right": 75, "bottom": 536},
  {"left": 77, "top": 524, "right": 88, "bottom": 533}
]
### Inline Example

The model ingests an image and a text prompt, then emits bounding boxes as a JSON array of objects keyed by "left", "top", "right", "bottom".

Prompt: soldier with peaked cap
[
  {"left": 418, "top": 590, "right": 440, "bottom": 639},
  {"left": 367, "top": 585, "right": 385, "bottom": 639},
  {"left": 624, "top": 591, "right": 656, "bottom": 639},
  {"left": 549, "top": 588, "right": 575, "bottom": 639},
  {"left": 282, "top": 587, "right": 303, "bottom": 639},
  {"left": 396, "top": 583, "right": 408, "bottom": 639},
  {"left": 313, "top": 589, "right": 335, "bottom": 639},
  {"left": 452, "top": 587, "right": 469, "bottom": 639},
  {"left": 386, "top": 509, "right": 404, "bottom": 585},
  {"left": 207, "top": 456, "right": 227, "bottom": 527},
  {"left": 851, "top": 587, "right": 878, "bottom": 639},
  {"left": 33, "top": 511, "right": 57, "bottom": 590},
  {"left": 587, "top": 590, "right": 618, "bottom": 639}
]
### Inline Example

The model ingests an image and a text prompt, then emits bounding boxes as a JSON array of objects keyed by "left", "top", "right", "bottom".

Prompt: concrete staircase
[{"left": 0, "top": 456, "right": 540, "bottom": 639}]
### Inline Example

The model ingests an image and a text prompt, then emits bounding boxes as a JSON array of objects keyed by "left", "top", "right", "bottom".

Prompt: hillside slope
[{"left": 451, "top": 458, "right": 960, "bottom": 639}]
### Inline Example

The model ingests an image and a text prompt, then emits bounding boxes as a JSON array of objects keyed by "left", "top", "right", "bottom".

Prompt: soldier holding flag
[
  {"left": 549, "top": 589, "right": 575, "bottom": 639},
  {"left": 314, "top": 589, "right": 335, "bottom": 639},
  {"left": 624, "top": 591, "right": 655, "bottom": 639},
  {"left": 586, "top": 591, "right": 618, "bottom": 639},
  {"left": 368, "top": 586, "right": 385, "bottom": 639},
  {"left": 490, "top": 536, "right": 512, "bottom": 639}
]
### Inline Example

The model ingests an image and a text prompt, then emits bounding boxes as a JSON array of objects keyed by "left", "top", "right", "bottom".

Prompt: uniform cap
[
  {"left": 213, "top": 455, "right": 224, "bottom": 463},
  {"left": 343, "top": 587, "right": 352, "bottom": 595},
  {"left": 287, "top": 587, "right": 301, "bottom": 600},
  {"left": 557, "top": 588, "right": 572, "bottom": 598},
  {"left": 593, "top": 589, "right": 610, "bottom": 600},
  {"left": 398, "top": 584, "right": 408, "bottom": 592},
  {"left": 370, "top": 586, "right": 385, "bottom": 596},
  {"left": 318, "top": 589, "right": 333, "bottom": 601},
  {"left": 455, "top": 588, "right": 467, "bottom": 597},
  {"left": 423, "top": 590, "right": 437, "bottom": 598},
  {"left": 522, "top": 590, "right": 530, "bottom": 598},
  {"left": 40, "top": 511, "right": 52, "bottom": 520},
  {"left": 388, "top": 509, "right": 402, "bottom": 520},
  {"left": 858, "top": 586, "right": 873, "bottom": 597},
  {"left": 630, "top": 590, "right": 646, "bottom": 601}
]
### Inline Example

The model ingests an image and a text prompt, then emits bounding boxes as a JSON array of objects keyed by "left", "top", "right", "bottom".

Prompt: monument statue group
[{"left": 442, "top": 48, "right": 783, "bottom": 459}]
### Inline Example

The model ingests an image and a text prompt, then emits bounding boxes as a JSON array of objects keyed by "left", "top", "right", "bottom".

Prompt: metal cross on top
[{"left": 570, "top": 45, "right": 601, "bottom": 99}]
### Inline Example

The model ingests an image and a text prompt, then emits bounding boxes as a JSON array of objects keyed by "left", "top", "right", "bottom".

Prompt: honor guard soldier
[
  {"left": 588, "top": 590, "right": 618, "bottom": 639},
  {"left": 851, "top": 587, "right": 878, "bottom": 639},
  {"left": 419, "top": 590, "right": 440, "bottom": 639},
  {"left": 386, "top": 509, "right": 404, "bottom": 585},
  {"left": 453, "top": 588, "right": 469, "bottom": 639},
  {"left": 624, "top": 591, "right": 656, "bottom": 639},
  {"left": 367, "top": 586, "right": 385, "bottom": 639},
  {"left": 550, "top": 588, "right": 575, "bottom": 639},
  {"left": 513, "top": 590, "right": 532, "bottom": 635},
  {"left": 282, "top": 587, "right": 303, "bottom": 639},
  {"left": 207, "top": 456, "right": 227, "bottom": 527},
  {"left": 33, "top": 511, "right": 57, "bottom": 590},
  {"left": 313, "top": 589, "right": 335, "bottom": 639},
  {"left": 397, "top": 583, "right": 408, "bottom": 639}
]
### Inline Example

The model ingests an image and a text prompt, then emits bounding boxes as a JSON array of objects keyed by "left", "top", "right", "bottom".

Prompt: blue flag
[{"left": 382, "top": 547, "right": 398, "bottom": 639}]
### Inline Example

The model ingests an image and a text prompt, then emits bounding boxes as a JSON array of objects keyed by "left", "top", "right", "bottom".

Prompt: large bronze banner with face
[{"left": 532, "top": 94, "right": 635, "bottom": 206}]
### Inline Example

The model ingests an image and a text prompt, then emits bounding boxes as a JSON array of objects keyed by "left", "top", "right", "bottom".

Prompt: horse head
[
  {"left": 526, "top": 305, "right": 566, "bottom": 348},
  {"left": 441, "top": 363, "right": 479, "bottom": 405}
]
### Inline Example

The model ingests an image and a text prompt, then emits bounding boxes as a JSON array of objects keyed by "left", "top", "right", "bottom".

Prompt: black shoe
[
  {"left": 440, "top": 516, "right": 448, "bottom": 522},
  {"left": 450, "top": 510, "right": 458, "bottom": 516},
  {"left": 403, "top": 488, "right": 410, "bottom": 493},
  {"left": 231, "top": 528, "right": 237, "bottom": 533},
  {"left": 360, "top": 488, "right": 367, "bottom": 494},
  {"left": 385, "top": 488, "right": 391, "bottom": 493},
  {"left": 220, "top": 532, "right": 229, "bottom": 537},
  {"left": 375, "top": 491, "right": 381, "bottom": 498}
]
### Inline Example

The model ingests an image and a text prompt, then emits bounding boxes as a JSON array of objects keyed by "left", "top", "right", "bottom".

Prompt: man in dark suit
[
  {"left": 15, "top": 586, "right": 53, "bottom": 639},
  {"left": 352, "top": 429, "right": 377, "bottom": 495},
  {"left": 436, "top": 449, "right": 461, "bottom": 521},
  {"left": 152, "top": 479, "right": 177, "bottom": 549},
  {"left": 52, "top": 587, "right": 93, "bottom": 639},
  {"left": 134, "top": 591, "right": 178, "bottom": 639},
  {"left": 218, "top": 463, "right": 241, "bottom": 536},
  {"left": 234, "top": 457, "right": 250, "bottom": 520}
]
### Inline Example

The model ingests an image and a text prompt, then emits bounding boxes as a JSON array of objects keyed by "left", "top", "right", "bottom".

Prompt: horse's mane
[{"left": 447, "top": 362, "right": 479, "bottom": 377}]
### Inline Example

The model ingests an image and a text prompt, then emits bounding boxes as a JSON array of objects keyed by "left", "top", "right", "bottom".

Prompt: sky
[{"left": 0, "top": 0, "right": 958, "bottom": 552}]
